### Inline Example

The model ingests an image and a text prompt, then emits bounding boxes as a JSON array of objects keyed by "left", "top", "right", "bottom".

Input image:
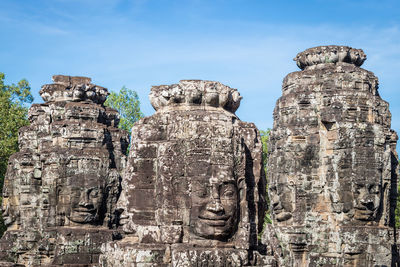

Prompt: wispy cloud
[{"left": 0, "top": 0, "right": 399, "bottom": 133}]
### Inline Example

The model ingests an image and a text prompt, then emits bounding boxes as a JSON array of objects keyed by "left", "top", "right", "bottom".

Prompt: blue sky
[{"left": 1, "top": 0, "right": 399, "bottom": 135}]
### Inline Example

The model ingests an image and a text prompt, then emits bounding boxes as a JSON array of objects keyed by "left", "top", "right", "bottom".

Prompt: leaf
[{"left": 0, "top": 72, "right": 33, "bottom": 237}]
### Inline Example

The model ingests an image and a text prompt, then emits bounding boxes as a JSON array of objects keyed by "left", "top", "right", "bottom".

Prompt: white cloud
[{"left": 1, "top": 1, "right": 399, "bottom": 134}]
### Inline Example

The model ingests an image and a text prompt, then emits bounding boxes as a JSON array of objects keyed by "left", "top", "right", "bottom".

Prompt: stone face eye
[
  {"left": 220, "top": 184, "right": 236, "bottom": 199},
  {"left": 194, "top": 182, "right": 208, "bottom": 198},
  {"left": 89, "top": 188, "right": 99, "bottom": 198},
  {"left": 368, "top": 184, "right": 379, "bottom": 194},
  {"left": 221, "top": 190, "right": 234, "bottom": 198}
]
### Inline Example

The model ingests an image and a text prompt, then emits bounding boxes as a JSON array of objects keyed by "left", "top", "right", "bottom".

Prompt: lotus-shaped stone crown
[
  {"left": 149, "top": 80, "right": 242, "bottom": 113},
  {"left": 40, "top": 75, "right": 109, "bottom": 104},
  {"left": 294, "top": 45, "right": 366, "bottom": 70}
]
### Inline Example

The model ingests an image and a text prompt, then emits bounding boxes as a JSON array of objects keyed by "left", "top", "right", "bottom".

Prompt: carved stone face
[
  {"left": 115, "top": 189, "right": 130, "bottom": 231},
  {"left": 190, "top": 170, "right": 238, "bottom": 240},
  {"left": 270, "top": 184, "right": 294, "bottom": 222},
  {"left": 1, "top": 162, "right": 19, "bottom": 228},
  {"left": 1, "top": 186, "right": 17, "bottom": 227},
  {"left": 354, "top": 182, "right": 381, "bottom": 221},
  {"left": 67, "top": 175, "right": 105, "bottom": 224}
]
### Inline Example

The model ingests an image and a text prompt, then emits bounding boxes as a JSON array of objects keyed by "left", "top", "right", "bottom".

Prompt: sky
[{"left": 1, "top": 0, "right": 399, "bottom": 135}]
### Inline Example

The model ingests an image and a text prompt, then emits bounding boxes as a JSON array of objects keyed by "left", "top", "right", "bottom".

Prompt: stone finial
[
  {"left": 149, "top": 80, "right": 242, "bottom": 113},
  {"left": 39, "top": 75, "right": 109, "bottom": 104},
  {"left": 52, "top": 75, "right": 92, "bottom": 85},
  {"left": 294, "top": 45, "right": 367, "bottom": 70}
]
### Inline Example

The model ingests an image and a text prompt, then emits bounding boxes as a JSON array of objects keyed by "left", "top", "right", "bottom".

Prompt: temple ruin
[
  {"left": 265, "top": 45, "right": 399, "bottom": 266},
  {"left": 0, "top": 75, "right": 129, "bottom": 266},
  {"left": 0, "top": 45, "right": 399, "bottom": 267}
]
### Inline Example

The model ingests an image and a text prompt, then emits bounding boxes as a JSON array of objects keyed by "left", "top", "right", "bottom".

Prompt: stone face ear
[{"left": 266, "top": 45, "right": 397, "bottom": 266}]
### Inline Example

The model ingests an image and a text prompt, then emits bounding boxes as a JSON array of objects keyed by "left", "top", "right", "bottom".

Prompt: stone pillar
[
  {"left": 0, "top": 75, "right": 129, "bottom": 266},
  {"left": 266, "top": 46, "right": 398, "bottom": 266},
  {"left": 101, "top": 80, "right": 272, "bottom": 266}
]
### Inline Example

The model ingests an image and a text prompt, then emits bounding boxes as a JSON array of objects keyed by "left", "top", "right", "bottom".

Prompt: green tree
[
  {"left": 260, "top": 129, "right": 270, "bottom": 174},
  {"left": 104, "top": 86, "right": 143, "bottom": 134},
  {"left": 260, "top": 129, "right": 272, "bottom": 226},
  {"left": 0, "top": 73, "right": 33, "bottom": 236}
]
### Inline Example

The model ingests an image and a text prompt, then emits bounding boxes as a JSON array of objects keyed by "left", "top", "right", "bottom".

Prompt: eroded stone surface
[
  {"left": 0, "top": 75, "right": 129, "bottom": 266},
  {"left": 264, "top": 45, "right": 398, "bottom": 266},
  {"left": 100, "top": 80, "right": 272, "bottom": 266}
]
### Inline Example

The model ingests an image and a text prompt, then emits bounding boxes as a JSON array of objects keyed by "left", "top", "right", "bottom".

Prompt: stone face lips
[
  {"left": 266, "top": 45, "right": 398, "bottom": 266},
  {"left": 101, "top": 80, "right": 270, "bottom": 266},
  {"left": 0, "top": 75, "right": 129, "bottom": 266}
]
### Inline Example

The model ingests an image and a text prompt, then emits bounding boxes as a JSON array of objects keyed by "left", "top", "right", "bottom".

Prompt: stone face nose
[
  {"left": 1, "top": 202, "right": 9, "bottom": 216},
  {"left": 359, "top": 194, "right": 378, "bottom": 210},
  {"left": 115, "top": 207, "right": 124, "bottom": 214},
  {"left": 78, "top": 198, "right": 94, "bottom": 209},
  {"left": 206, "top": 200, "right": 224, "bottom": 214}
]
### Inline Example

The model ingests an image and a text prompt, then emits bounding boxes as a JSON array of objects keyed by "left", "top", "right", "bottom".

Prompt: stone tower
[
  {"left": 266, "top": 46, "right": 398, "bottom": 266},
  {"left": 101, "top": 80, "right": 272, "bottom": 266},
  {"left": 0, "top": 75, "right": 129, "bottom": 266}
]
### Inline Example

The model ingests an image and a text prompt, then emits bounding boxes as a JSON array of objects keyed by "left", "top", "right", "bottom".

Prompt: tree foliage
[
  {"left": 260, "top": 129, "right": 270, "bottom": 174},
  {"left": 260, "top": 129, "right": 272, "bottom": 226},
  {"left": 104, "top": 86, "right": 143, "bottom": 134},
  {"left": 0, "top": 73, "right": 33, "bottom": 236}
]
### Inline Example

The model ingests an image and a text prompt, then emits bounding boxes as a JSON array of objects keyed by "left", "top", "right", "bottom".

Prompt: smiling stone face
[
  {"left": 1, "top": 162, "right": 16, "bottom": 228},
  {"left": 269, "top": 184, "right": 294, "bottom": 223},
  {"left": 353, "top": 181, "right": 381, "bottom": 221},
  {"left": 68, "top": 175, "right": 105, "bottom": 224},
  {"left": 1, "top": 152, "right": 39, "bottom": 230},
  {"left": 1, "top": 181, "right": 17, "bottom": 228},
  {"left": 190, "top": 173, "right": 239, "bottom": 240},
  {"left": 102, "top": 80, "right": 267, "bottom": 266},
  {"left": 54, "top": 150, "right": 115, "bottom": 226}
]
